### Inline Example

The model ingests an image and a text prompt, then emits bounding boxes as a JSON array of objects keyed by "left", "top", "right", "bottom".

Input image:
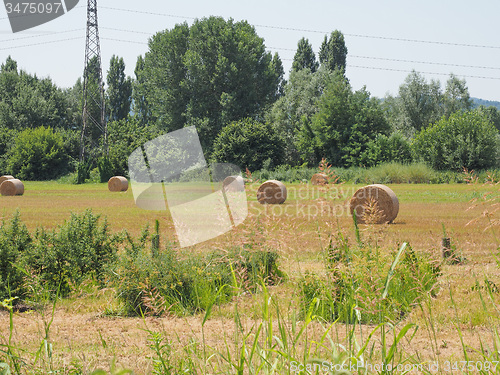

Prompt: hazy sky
[{"left": 1, "top": 0, "right": 499, "bottom": 101}]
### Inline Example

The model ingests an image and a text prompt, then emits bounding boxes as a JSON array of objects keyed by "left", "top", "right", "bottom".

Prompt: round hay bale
[
  {"left": 257, "top": 180, "right": 287, "bottom": 204},
  {"left": 311, "top": 173, "right": 328, "bottom": 185},
  {"left": 0, "top": 179, "right": 24, "bottom": 196},
  {"left": 0, "top": 175, "right": 14, "bottom": 185},
  {"left": 222, "top": 175, "right": 245, "bottom": 193},
  {"left": 108, "top": 176, "right": 128, "bottom": 192},
  {"left": 349, "top": 184, "right": 399, "bottom": 224}
]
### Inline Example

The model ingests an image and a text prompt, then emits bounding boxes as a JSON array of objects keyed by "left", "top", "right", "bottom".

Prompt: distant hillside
[{"left": 472, "top": 97, "right": 500, "bottom": 110}]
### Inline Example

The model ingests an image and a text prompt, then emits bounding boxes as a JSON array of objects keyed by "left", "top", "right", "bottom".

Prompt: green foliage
[
  {"left": 292, "top": 37, "right": 318, "bottom": 73},
  {"left": 476, "top": 104, "right": 500, "bottom": 132},
  {"left": 22, "top": 209, "right": 121, "bottom": 296},
  {"left": 0, "top": 127, "right": 17, "bottom": 172},
  {"left": 0, "top": 57, "right": 73, "bottom": 131},
  {"left": 97, "top": 156, "right": 114, "bottom": 183},
  {"left": 311, "top": 74, "right": 390, "bottom": 167},
  {"left": 267, "top": 67, "right": 339, "bottom": 165},
  {"left": 0, "top": 211, "right": 31, "bottom": 300},
  {"left": 116, "top": 231, "right": 285, "bottom": 316},
  {"left": 385, "top": 71, "right": 473, "bottom": 136},
  {"left": 443, "top": 74, "right": 473, "bottom": 117},
  {"left": 106, "top": 55, "right": 133, "bottom": 122},
  {"left": 360, "top": 132, "right": 413, "bottom": 167},
  {"left": 412, "top": 110, "right": 500, "bottom": 170},
  {"left": 361, "top": 161, "right": 438, "bottom": 184},
  {"left": 211, "top": 118, "right": 285, "bottom": 171},
  {"left": 76, "top": 159, "right": 92, "bottom": 184},
  {"left": 6, "top": 126, "right": 69, "bottom": 180},
  {"left": 300, "top": 238, "right": 441, "bottom": 324},
  {"left": 131, "top": 55, "right": 151, "bottom": 126},
  {"left": 106, "top": 117, "right": 160, "bottom": 177},
  {"left": 318, "top": 30, "right": 348, "bottom": 72},
  {"left": 143, "top": 16, "right": 284, "bottom": 155}
]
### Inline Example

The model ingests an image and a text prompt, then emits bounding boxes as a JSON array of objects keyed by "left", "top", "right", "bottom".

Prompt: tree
[
  {"left": 443, "top": 74, "right": 472, "bottom": 117},
  {"left": 211, "top": 118, "right": 284, "bottom": 171},
  {"left": 0, "top": 57, "right": 71, "bottom": 130},
  {"left": 106, "top": 55, "right": 132, "bottom": 122},
  {"left": 106, "top": 117, "right": 160, "bottom": 176},
  {"left": 131, "top": 55, "right": 151, "bottom": 126},
  {"left": 319, "top": 30, "right": 347, "bottom": 73},
  {"left": 7, "top": 126, "right": 69, "bottom": 180},
  {"left": 310, "top": 72, "right": 390, "bottom": 167},
  {"left": 142, "top": 17, "right": 284, "bottom": 155},
  {"left": 267, "top": 66, "right": 341, "bottom": 165},
  {"left": 476, "top": 105, "right": 500, "bottom": 132},
  {"left": 384, "top": 72, "right": 473, "bottom": 136},
  {"left": 412, "top": 110, "right": 499, "bottom": 170},
  {"left": 398, "top": 71, "right": 442, "bottom": 134},
  {"left": 292, "top": 38, "right": 318, "bottom": 73}
]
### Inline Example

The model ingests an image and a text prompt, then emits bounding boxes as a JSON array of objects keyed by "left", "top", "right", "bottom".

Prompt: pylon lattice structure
[{"left": 80, "top": 0, "right": 107, "bottom": 162}]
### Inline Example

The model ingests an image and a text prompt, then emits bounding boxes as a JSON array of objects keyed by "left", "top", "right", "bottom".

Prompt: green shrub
[
  {"left": 360, "top": 132, "right": 413, "bottom": 167},
  {"left": 97, "top": 155, "right": 114, "bottom": 183},
  {"left": 0, "top": 127, "right": 17, "bottom": 172},
  {"left": 412, "top": 110, "right": 500, "bottom": 170},
  {"left": 22, "top": 209, "right": 121, "bottom": 296},
  {"left": 212, "top": 118, "right": 285, "bottom": 171},
  {"left": 0, "top": 211, "right": 31, "bottom": 300},
  {"left": 254, "top": 164, "right": 318, "bottom": 183},
  {"left": 299, "top": 237, "right": 440, "bottom": 324},
  {"left": 116, "top": 231, "right": 286, "bottom": 316},
  {"left": 6, "top": 126, "right": 69, "bottom": 180}
]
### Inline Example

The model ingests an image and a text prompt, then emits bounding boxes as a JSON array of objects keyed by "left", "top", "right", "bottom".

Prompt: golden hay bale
[
  {"left": 311, "top": 173, "right": 328, "bottom": 185},
  {"left": 108, "top": 176, "right": 129, "bottom": 192},
  {"left": 0, "top": 175, "right": 14, "bottom": 185},
  {"left": 349, "top": 184, "right": 399, "bottom": 224},
  {"left": 257, "top": 180, "right": 287, "bottom": 204},
  {"left": 0, "top": 179, "right": 24, "bottom": 196},
  {"left": 222, "top": 175, "right": 245, "bottom": 193}
]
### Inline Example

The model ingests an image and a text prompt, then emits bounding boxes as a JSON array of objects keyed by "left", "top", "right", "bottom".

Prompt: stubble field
[{"left": 0, "top": 180, "right": 499, "bottom": 374}]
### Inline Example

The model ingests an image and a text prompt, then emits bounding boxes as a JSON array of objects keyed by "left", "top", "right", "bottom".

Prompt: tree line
[{"left": 0, "top": 16, "right": 498, "bottom": 180}]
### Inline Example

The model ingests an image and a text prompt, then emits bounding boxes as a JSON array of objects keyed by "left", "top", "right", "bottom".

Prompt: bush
[
  {"left": 412, "top": 110, "right": 500, "bottom": 170},
  {"left": 212, "top": 118, "right": 285, "bottom": 171},
  {"left": 6, "top": 126, "right": 69, "bottom": 180},
  {"left": 0, "top": 127, "right": 17, "bottom": 172},
  {"left": 0, "top": 211, "right": 31, "bottom": 300},
  {"left": 360, "top": 132, "right": 413, "bottom": 167},
  {"left": 300, "top": 237, "right": 440, "bottom": 324},
  {"left": 116, "top": 229, "right": 286, "bottom": 316},
  {"left": 23, "top": 209, "right": 121, "bottom": 296}
]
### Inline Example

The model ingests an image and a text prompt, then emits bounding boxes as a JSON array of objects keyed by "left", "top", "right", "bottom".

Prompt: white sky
[{"left": 0, "top": 0, "right": 499, "bottom": 101}]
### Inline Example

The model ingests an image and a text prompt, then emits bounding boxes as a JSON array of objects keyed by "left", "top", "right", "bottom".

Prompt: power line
[
  {"left": 0, "top": 36, "right": 83, "bottom": 50},
  {"left": 101, "top": 27, "right": 152, "bottom": 35},
  {"left": 272, "top": 46, "right": 500, "bottom": 71},
  {"left": 98, "top": 36, "right": 500, "bottom": 81},
  {"left": 348, "top": 65, "right": 500, "bottom": 80},
  {"left": 101, "top": 37, "right": 147, "bottom": 45},
  {"left": 349, "top": 55, "right": 500, "bottom": 71},
  {"left": 0, "top": 29, "right": 83, "bottom": 43},
  {"left": 98, "top": 5, "right": 500, "bottom": 50},
  {"left": 99, "top": 6, "right": 195, "bottom": 21}
]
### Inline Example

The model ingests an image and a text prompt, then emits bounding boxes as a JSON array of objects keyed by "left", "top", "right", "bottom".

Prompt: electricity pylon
[{"left": 80, "top": 0, "right": 107, "bottom": 164}]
